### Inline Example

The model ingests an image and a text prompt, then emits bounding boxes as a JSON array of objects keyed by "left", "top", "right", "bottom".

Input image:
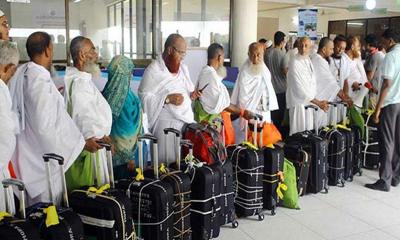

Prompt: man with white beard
[
  {"left": 9, "top": 32, "right": 85, "bottom": 206},
  {"left": 195, "top": 43, "right": 254, "bottom": 123},
  {"left": 0, "top": 40, "right": 18, "bottom": 213},
  {"left": 231, "top": 42, "right": 279, "bottom": 144},
  {"left": 311, "top": 37, "right": 352, "bottom": 127},
  {"left": 286, "top": 37, "right": 329, "bottom": 135},
  {"left": 344, "top": 36, "right": 369, "bottom": 108},
  {"left": 139, "top": 34, "right": 201, "bottom": 163},
  {"left": 64, "top": 36, "right": 112, "bottom": 187}
]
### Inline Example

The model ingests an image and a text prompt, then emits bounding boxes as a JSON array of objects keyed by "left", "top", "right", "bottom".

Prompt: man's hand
[
  {"left": 372, "top": 108, "right": 381, "bottom": 124},
  {"left": 84, "top": 138, "right": 103, "bottom": 153},
  {"left": 127, "top": 160, "right": 135, "bottom": 172},
  {"left": 242, "top": 109, "right": 255, "bottom": 120},
  {"left": 166, "top": 93, "right": 184, "bottom": 106},
  {"left": 0, "top": 64, "right": 17, "bottom": 84},
  {"left": 352, "top": 82, "right": 361, "bottom": 91},
  {"left": 190, "top": 89, "right": 202, "bottom": 101},
  {"left": 317, "top": 100, "right": 329, "bottom": 112}
]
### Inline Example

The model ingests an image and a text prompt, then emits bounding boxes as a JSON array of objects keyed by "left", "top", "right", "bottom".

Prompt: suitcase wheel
[
  {"left": 323, "top": 186, "right": 329, "bottom": 194},
  {"left": 232, "top": 220, "right": 239, "bottom": 228},
  {"left": 348, "top": 176, "right": 354, "bottom": 182},
  {"left": 271, "top": 206, "right": 276, "bottom": 216},
  {"left": 339, "top": 179, "right": 345, "bottom": 188},
  {"left": 358, "top": 170, "right": 363, "bottom": 176},
  {"left": 258, "top": 213, "right": 265, "bottom": 221}
]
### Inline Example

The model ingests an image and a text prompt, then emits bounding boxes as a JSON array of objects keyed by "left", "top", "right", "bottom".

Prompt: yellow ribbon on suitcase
[{"left": 43, "top": 206, "right": 60, "bottom": 227}]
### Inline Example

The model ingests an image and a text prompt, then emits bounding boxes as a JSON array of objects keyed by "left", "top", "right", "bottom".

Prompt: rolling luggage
[
  {"left": 182, "top": 123, "right": 226, "bottom": 165},
  {"left": 227, "top": 115, "right": 264, "bottom": 221},
  {"left": 283, "top": 144, "right": 310, "bottom": 196},
  {"left": 68, "top": 145, "right": 135, "bottom": 240},
  {"left": 362, "top": 112, "right": 380, "bottom": 169},
  {"left": 351, "top": 125, "right": 363, "bottom": 177},
  {"left": 149, "top": 128, "right": 192, "bottom": 240},
  {"left": 0, "top": 179, "right": 41, "bottom": 240},
  {"left": 262, "top": 145, "right": 285, "bottom": 214},
  {"left": 26, "top": 153, "right": 85, "bottom": 240},
  {"left": 336, "top": 103, "right": 355, "bottom": 181},
  {"left": 285, "top": 105, "right": 328, "bottom": 195},
  {"left": 115, "top": 135, "right": 174, "bottom": 240},
  {"left": 180, "top": 140, "right": 222, "bottom": 240},
  {"left": 320, "top": 103, "right": 346, "bottom": 187}
]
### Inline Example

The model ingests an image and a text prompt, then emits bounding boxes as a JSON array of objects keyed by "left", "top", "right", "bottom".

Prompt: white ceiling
[{"left": 258, "top": 0, "right": 400, "bottom": 12}]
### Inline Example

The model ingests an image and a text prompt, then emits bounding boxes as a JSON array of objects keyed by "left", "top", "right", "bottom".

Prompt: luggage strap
[
  {"left": 190, "top": 207, "right": 221, "bottom": 216},
  {"left": 328, "top": 166, "right": 345, "bottom": 170},
  {"left": 78, "top": 214, "right": 115, "bottom": 228},
  {"left": 328, "top": 149, "right": 346, "bottom": 157},
  {"left": 190, "top": 194, "right": 222, "bottom": 203}
]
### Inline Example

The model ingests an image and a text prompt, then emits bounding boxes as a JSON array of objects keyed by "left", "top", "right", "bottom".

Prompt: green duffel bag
[
  {"left": 281, "top": 158, "right": 300, "bottom": 210},
  {"left": 65, "top": 150, "right": 95, "bottom": 192}
]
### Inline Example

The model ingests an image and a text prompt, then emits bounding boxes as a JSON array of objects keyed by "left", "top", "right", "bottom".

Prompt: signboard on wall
[{"left": 298, "top": 9, "right": 318, "bottom": 40}]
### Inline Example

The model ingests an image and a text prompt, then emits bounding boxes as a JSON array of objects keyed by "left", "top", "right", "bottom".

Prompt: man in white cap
[{"left": 0, "top": 10, "right": 10, "bottom": 41}]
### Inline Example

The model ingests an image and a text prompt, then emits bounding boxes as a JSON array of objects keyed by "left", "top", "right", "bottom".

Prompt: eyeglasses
[{"left": 172, "top": 46, "right": 186, "bottom": 57}]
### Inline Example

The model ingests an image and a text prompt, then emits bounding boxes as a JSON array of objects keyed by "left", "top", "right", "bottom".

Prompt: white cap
[
  {"left": 266, "top": 40, "right": 273, "bottom": 48},
  {"left": 0, "top": 10, "right": 4, "bottom": 17}
]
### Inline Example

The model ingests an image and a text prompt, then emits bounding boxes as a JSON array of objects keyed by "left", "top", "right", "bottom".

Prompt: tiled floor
[{"left": 219, "top": 169, "right": 400, "bottom": 240}]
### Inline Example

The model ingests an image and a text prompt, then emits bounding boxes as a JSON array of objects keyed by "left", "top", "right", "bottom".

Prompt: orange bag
[
  {"left": 247, "top": 122, "right": 282, "bottom": 147},
  {"left": 221, "top": 111, "right": 235, "bottom": 146}
]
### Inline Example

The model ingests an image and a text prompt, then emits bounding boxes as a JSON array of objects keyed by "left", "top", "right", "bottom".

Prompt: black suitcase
[
  {"left": 262, "top": 145, "right": 284, "bottom": 214},
  {"left": 210, "top": 119, "right": 238, "bottom": 228},
  {"left": 320, "top": 103, "right": 346, "bottom": 187},
  {"left": 285, "top": 105, "right": 329, "bottom": 195},
  {"left": 26, "top": 154, "right": 85, "bottom": 240},
  {"left": 336, "top": 102, "right": 355, "bottom": 182},
  {"left": 116, "top": 135, "right": 174, "bottom": 240},
  {"left": 143, "top": 128, "right": 192, "bottom": 240},
  {"left": 0, "top": 179, "right": 42, "bottom": 240},
  {"left": 180, "top": 140, "right": 222, "bottom": 240},
  {"left": 362, "top": 113, "right": 380, "bottom": 169},
  {"left": 351, "top": 125, "right": 363, "bottom": 176},
  {"left": 228, "top": 115, "right": 264, "bottom": 221},
  {"left": 284, "top": 144, "right": 311, "bottom": 196},
  {"left": 68, "top": 145, "right": 135, "bottom": 240}
]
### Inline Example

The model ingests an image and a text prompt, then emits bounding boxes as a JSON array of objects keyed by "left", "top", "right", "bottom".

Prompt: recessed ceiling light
[{"left": 365, "top": 0, "right": 376, "bottom": 10}]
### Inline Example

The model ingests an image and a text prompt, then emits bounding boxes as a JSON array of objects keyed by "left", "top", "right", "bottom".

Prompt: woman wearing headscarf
[{"left": 103, "top": 55, "right": 142, "bottom": 180}]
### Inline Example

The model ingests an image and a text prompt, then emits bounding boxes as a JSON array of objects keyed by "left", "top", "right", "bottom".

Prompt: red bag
[{"left": 182, "top": 123, "right": 226, "bottom": 165}]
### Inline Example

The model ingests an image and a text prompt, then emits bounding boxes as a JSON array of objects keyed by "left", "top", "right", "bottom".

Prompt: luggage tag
[
  {"left": 43, "top": 206, "right": 60, "bottom": 227},
  {"left": 0, "top": 212, "right": 12, "bottom": 221}
]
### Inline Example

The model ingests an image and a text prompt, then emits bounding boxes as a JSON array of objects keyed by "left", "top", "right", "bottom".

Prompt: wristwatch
[{"left": 165, "top": 96, "right": 170, "bottom": 104}]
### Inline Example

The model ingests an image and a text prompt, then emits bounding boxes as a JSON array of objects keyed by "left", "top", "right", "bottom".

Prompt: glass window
[
  {"left": 328, "top": 21, "right": 346, "bottom": 39},
  {"left": 346, "top": 20, "right": 366, "bottom": 41},
  {"left": 390, "top": 17, "right": 400, "bottom": 31},
  {"left": 367, "top": 18, "right": 389, "bottom": 39},
  {"left": 161, "top": 0, "right": 230, "bottom": 58},
  {"left": 7, "top": 0, "right": 67, "bottom": 62}
]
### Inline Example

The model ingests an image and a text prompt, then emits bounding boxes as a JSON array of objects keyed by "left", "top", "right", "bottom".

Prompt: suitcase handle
[
  {"left": 328, "top": 102, "right": 338, "bottom": 128},
  {"left": 95, "top": 142, "right": 115, "bottom": 189},
  {"left": 42, "top": 153, "right": 69, "bottom": 208},
  {"left": 138, "top": 134, "right": 159, "bottom": 179},
  {"left": 180, "top": 139, "right": 194, "bottom": 162},
  {"left": 304, "top": 105, "right": 319, "bottom": 135},
  {"left": 335, "top": 102, "right": 348, "bottom": 125},
  {"left": 245, "top": 113, "right": 263, "bottom": 147},
  {"left": 2, "top": 179, "right": 26, "bottom": 219},
  {"left": 163, "top": 128, "right": 182, "bottom": 170}
]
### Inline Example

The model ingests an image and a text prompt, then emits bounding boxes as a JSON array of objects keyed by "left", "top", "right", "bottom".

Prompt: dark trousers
[
  {"left": 271, "top": 92, "right": 288, "bottom": 139},
  {"left": 378, "top": 103, "right": 400, "bottom": 187}
]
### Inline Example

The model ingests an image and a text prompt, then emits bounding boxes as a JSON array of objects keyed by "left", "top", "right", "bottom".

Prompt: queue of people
[{"left": 1, "top": 6, "right": 400, "bottom": 217}]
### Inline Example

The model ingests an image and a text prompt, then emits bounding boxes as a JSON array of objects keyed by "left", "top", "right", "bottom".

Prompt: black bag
[
  {"left": 320, "top": 103, "right": 346, "bottom": 187},
  {"left": 180, "top": 140, "right": 222, "bottom": 240},
  {"left": 284, "top": 144, "right": 311, "bottom": 196},
  {"left": 285, "top": 105, "right": 329, "bottom": 195},
  {"left": 351, "top": 125, "right": 363, "bottom": 176},
  {"left": 68, "top": 145, "right": 135, "bottom": 240},
  {"left": 262, "top": 145, "right": 284, "bottom": 214},
  {"left": 151, "top": 128, "right": 192, "bottom": 240},
  {"left": 116, "top": 135, "right": 174, "bottom": 240},
  {"left": 218, "top": 155, "right": 238, "bottom": 228},
  {"left": 362, "top": 113, "right": 380, "bottom": 169},
  {"left": 227, "top": 115, "right": 264, "bottom": 221},
  {"left": 0, "top": 179, "right": 42, "bottom": 240},
  {"left": 26, "top": 154, "right": 85, "bottom": 240}
]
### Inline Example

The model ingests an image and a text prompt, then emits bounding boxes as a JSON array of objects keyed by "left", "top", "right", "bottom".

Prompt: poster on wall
[{"left": 298, "top": 9, "right": 318, "bottom": 40}]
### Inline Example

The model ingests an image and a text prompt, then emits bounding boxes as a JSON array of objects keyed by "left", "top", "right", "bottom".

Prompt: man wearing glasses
[{"left": 139, "top": 33, "right": 201, "bottom": 163}]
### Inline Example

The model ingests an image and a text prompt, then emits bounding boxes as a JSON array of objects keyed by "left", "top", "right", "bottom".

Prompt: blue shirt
[{"left": 381, "top": 44, "right": 400, "bottom": 107}]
